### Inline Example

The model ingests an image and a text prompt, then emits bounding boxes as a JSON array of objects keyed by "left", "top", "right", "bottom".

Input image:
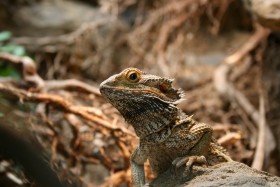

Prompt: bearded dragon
[{"left": 99, "top": 68, "right": 232, "bottom": 187}]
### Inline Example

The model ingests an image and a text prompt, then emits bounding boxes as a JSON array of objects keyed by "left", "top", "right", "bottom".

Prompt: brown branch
[
  {"left": 45, "top": 79, "right": 100, "bottom": 96},
  {"left": 251, "top": 94, "right": 266, "bottom": 170},
  {"left": 214, "top": 63, "right": 275, "bottom": 167},
  {"left": 0, "top": 83, "right": 136, "bottom": 138},
  {"left": 208, "top": 0, "right": 233, "bottom": 35},
  {"left": 217, "top": 132, "right": 242, "bottom": 146},
  {"left": 132, "top": 0, "right": 197, "bottom": 35},
  {"left": 0, "top": 53, "right": 101, "bottom": 96},
  {"left": 65, "top": 114, "right": 82, "bottom": 153},
  {"left": 155, "top": 12, "right": 190, "bottom": 53},
  {"left": 0, "top": 52, "right": 44, "bottom": 88},
  {"left": 224, "top": 26, "right": 270, "bottom": 64},
  {"left": 214, "top": 64, "right": 259, "bottom": 122},
  {"left": 127, "top": 0, "right": 198, "bottom": 56},
  {"left": 51, "top": 138, "right": 58, "bottom": 162},
  {"left": 116, "top": 140, "right": 131, "bottom": 169}
]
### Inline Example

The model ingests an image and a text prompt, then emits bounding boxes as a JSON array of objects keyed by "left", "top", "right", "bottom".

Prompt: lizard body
[{"left": 99, "top": 68, "right": 232, "bottom": 186}]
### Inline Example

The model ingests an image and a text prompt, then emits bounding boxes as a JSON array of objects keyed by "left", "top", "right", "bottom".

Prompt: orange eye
[{"left": 126, "top": 70, "right": 141, "bottom": 83}]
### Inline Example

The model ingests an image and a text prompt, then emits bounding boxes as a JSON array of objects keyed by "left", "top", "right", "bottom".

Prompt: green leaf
[
  {"left": 0, "top": 44, "right": 27, "bottom": 56},
  {"left": 0, "top": 63, "right": 21, "bottom": 79},
  {"left": 12, "top": 46, "right": 26, "bottom": 56},
  {"left": 0, "top": 44, "right": 18, "bottom": 53},
  {"left": 0, "top": 31, "right": 12, "bottom": 42}
]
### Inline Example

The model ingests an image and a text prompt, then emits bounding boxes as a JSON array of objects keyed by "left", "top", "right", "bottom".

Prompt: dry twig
[
  {"left": 0, "top": 53, "right": 44, "bottom": 88},
  {"left": 218, "top": 132, "right": 242, "bottom": 146},
  {"left": 251, "top": 94, "right": 266, "bottom": 170},
  {"left": 0, "top": 83, "right": 136, "bottom": 137},
  {"left": 214, "top": 63, "right": 257, "bottom": 123},
  {"left": 214, "top": 31, "right": 276, "bottom": 168},
  {"left": 0, "top": 53, "right": 101, "bottom": 95},
  {"left": 45, "top": 79, "right": 100, "bottom": 95},
  {"left": 224, "top": 26, "right": 270, "bottom": 65}
]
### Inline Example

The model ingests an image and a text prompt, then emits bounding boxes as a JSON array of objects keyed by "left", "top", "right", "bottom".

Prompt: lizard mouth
[
  {"left": 99, "top": 84, "right": 175, "bottom": 104},
  {"left": 99, "top": 84, "right": 108, "bottom": 94}
]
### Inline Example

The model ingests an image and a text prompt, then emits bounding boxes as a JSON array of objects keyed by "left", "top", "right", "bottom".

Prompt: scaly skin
[{"left": 99, "top": 68, "right": 232, "bottom": 187}]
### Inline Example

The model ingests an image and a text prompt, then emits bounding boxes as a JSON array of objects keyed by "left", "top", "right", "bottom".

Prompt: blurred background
[{"left": 0, "top": 0, "right": 280, "bottom": 186}]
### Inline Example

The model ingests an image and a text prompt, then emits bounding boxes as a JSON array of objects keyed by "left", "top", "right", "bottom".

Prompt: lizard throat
[
  {"left": 100, "top": 87, "right": 178, "bottom": 138},
  {"left": 123, "top": 106, "right": 178, "bottom": 139}
]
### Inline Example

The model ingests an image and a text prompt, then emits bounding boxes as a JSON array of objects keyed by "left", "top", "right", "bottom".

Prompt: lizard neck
[
  {"left": 124, "top": 108, "right": 178, "bottom": 139},
  {"left": 111, "top": 92, "right": 179, "bottom": 138},
  {"left": 141, "top": 111, "right": 191, "bottom": 143}
]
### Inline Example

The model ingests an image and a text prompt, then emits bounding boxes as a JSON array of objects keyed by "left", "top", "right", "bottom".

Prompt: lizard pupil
[{"left": 129, "top": 73, "right": 138, "bottom": 80}]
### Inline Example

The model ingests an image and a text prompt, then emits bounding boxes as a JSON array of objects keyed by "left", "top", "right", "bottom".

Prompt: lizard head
[
  {"left": 99, "top": 68, "right": 183, "bottom": 137},
  {"left": 100, "top": 68, "right": 183, "bottom": 103}
]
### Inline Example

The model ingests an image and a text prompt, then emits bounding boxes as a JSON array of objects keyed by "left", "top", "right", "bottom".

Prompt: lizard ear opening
[
  {"left": 159, "top": 78, "right": 183, "bottom": 103},
  {"left": 159, "top": 83, "right": 168, "bottom": 93}
]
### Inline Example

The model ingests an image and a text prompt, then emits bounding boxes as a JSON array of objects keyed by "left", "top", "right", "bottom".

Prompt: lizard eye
[{"left": 126, "top": 70, "right": 141, "bottom": 83}]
